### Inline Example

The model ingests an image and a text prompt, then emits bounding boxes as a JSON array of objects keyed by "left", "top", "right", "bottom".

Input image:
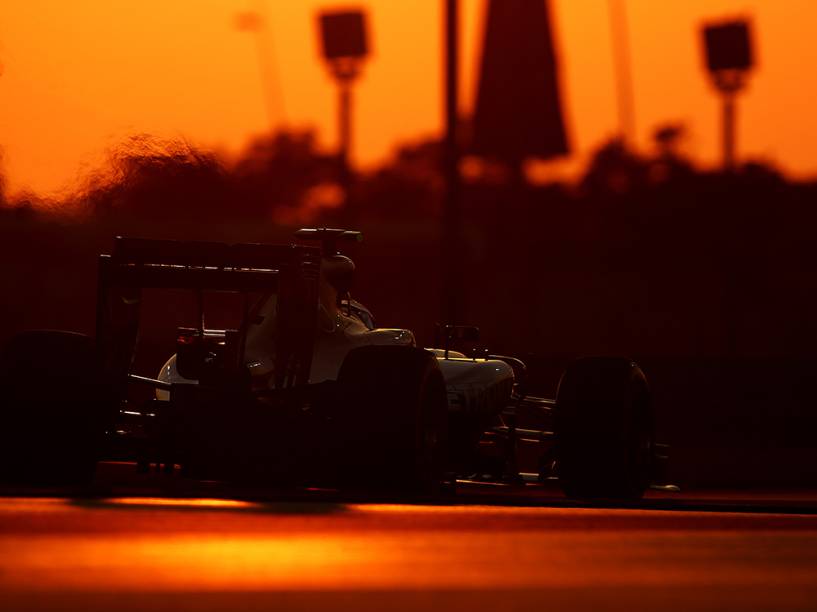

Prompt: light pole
[
  {"left": 442, "top": 0, "right": 462, "bottom": 326},
  {"left": 702, "top": 20, "right": 754, "bottom": 172},
  {"left": 608, "top": 0, "right": 636, "bottom": 146},
  {"left": 317, "top": 10, "right": 369, "bottom": 215},
  {"left": 701, "top": 19, "right": 755, "bottom": 356},
  {"left": 235, "top": 1, "right": 286, "bottom": 131}
]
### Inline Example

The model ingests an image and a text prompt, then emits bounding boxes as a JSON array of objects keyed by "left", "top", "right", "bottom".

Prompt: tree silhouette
[
  {"left": 231, "top": 129, "right": 338, "bottom": 221},
  {"left": 78, "top": 135, "right": 231, "bottom": 226}
]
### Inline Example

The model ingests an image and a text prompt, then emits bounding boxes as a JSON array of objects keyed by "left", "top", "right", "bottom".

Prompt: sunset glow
[{"left": 0, "top": 0, "right": 816, "bottom": 197}]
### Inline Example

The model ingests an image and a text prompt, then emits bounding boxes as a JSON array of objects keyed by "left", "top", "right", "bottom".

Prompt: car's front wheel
[{"left": 555, "top": 357, "right": 653, "bottom": 500}]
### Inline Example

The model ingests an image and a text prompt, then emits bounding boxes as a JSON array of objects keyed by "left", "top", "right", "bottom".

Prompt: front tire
[{"left": 555, "top": 357, "right": 652, "bottom": 500}]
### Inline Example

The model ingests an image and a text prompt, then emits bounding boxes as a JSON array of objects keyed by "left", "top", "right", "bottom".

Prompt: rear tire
[
  {"left": 0, "top": 330, "right": 113, "bottom": 487},
  {"left": 555, "top": 357, "right": 652, "bottom": 500},
  {"left": 336, "top": 346, "right": 449, "bottom": 495}
]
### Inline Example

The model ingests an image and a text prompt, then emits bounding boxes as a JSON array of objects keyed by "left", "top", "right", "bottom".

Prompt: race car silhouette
[{"left": 0, "top": 229, "right": 662, "bottom": 499}]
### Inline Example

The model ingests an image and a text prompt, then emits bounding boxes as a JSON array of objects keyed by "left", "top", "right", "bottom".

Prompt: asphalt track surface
[{"left": 2, "top": 476, "right": 817, "bottom": 612}]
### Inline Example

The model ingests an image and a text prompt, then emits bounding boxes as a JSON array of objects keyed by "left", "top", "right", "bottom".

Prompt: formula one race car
[{"left": 0, "top": 230, "right": 662, "bottom": 499}]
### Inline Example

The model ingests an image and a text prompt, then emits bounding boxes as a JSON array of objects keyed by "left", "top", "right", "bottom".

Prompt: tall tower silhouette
[{"left": 473, "top": 0, "right": 570, "bottom": 164}]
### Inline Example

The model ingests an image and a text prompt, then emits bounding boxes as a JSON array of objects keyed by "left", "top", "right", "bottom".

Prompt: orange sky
[{"left": 0, "top": 0, "right": 816, "bottom": 197}]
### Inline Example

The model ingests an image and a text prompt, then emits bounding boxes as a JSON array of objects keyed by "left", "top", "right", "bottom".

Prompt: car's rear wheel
[
  {"left": 335, "top": 345, "right": 449, "bottom": 495},
  {"left": 555, "top": 357, "right": 652, "bottom": 500},
  {"left": 0, "top": 330, "right": 113, "bottom": 486}
]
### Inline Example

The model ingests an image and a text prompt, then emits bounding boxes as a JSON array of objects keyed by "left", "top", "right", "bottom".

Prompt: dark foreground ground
[{"left": 2, "top": 473, "right": 817, "bottom": 612}]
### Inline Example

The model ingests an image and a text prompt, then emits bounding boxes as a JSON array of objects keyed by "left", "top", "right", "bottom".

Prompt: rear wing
[{"left": 96, "top": 236, "right": 321, "bottom": 391}]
